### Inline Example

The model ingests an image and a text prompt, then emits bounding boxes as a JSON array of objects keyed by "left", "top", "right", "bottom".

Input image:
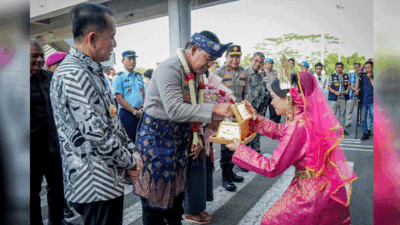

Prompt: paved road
[{"left": 40, "top": 105, "right": 373, "bottom": 225}]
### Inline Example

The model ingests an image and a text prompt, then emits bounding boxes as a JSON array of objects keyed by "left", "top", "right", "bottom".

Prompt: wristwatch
[{"left": 133, "top": 110, "right": 137, "bottom": 116}]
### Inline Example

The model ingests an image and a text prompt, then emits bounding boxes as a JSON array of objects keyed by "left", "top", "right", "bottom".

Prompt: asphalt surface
[{"left": 40, "top": 103, "right": 373, "bottom": 225}]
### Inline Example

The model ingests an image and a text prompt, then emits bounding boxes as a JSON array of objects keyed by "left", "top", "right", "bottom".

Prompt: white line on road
[
  {"left": 239, "top": 161, "right": 354, "bottom": 225},
  {"left": 340, "top": 144, "right": 373, "bottom": 149},
  {"left": 342, "top": 147, "right": 373, "bottom": 152}
]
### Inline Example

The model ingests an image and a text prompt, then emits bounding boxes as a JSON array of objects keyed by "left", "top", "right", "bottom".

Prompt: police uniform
[
  {"left": 262, "top": 58, "right": 281, "bottom": 123},
  {"left": 113, "top": 50, "right": 146, "bottom": 142},
  {"left": 214, "top": 45, "right": 250, "bottom": 191},
  {"left": 328, "top": 72, "right": 350, "bottom": 129},
  {"left": 246, "top": 66, "right": 266, "bottom": 153}
]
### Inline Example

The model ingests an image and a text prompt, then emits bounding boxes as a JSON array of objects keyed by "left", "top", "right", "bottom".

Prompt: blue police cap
[
  {"left": 122, "top": 50, "right": 138, "bottom": 58},
  {"left": 265, "top": 58, "right": 274, "bottom": 63},
  {"left": 301, "top": 61, "right": 310, "bottom": 68}
]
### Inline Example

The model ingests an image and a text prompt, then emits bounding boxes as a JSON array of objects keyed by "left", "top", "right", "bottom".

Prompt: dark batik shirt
[{"left": 50, "top": 47, "right": 137, "bottom": 203}]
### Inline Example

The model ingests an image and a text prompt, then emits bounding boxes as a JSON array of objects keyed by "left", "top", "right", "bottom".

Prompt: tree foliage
[
  {"left": 239, "top": 53, "right": 252, "bottom": 69},
  {"left": 324, "top": 52, "right": 366, "bottom": 76},
  {"left": 135, "top": 67, "right": 148, "bottom": 76}
]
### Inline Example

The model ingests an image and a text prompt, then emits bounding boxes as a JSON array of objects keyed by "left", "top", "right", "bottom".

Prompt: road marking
[
  {"left": 342, "top": 147, "right": 373, "bottom": 152},
  {"left": 239, "top": 161, "right": 354, "bottom": 225},
  {"left": 340, "top": 144, "right": 373, "bottom": 149}
]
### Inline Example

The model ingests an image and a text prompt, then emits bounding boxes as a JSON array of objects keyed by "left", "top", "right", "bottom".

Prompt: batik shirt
[{"left": 50, "top": 47, "right": 137, "bottom": 203}]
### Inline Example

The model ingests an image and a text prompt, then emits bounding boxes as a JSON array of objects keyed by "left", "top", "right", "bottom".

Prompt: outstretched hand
[{"left": 226, "top": 138, "right": 240, "bottom": 152}]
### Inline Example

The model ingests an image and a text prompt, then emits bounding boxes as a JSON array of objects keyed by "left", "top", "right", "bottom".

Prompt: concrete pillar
[{"left": 168, "top": 0, "right": 192, "bottom": 57}]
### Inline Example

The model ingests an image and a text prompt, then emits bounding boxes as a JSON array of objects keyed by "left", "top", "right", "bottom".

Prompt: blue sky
[{"left": 112, "top": 0, "right": 373, "bottom": 72}]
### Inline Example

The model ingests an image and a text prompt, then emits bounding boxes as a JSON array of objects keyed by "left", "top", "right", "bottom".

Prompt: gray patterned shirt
[{"left": 50, "top": 48, "right": 137, "bottom": 203}]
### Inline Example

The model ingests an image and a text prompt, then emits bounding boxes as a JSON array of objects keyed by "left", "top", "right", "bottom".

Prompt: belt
[{"left": 295, "top": 170, "right": 315, "bottom": 180}]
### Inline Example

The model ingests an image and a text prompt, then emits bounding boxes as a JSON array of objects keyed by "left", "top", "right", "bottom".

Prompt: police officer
[
  {"left": 214, "top": 45, "right": 250, "bottom": 191},
  {"left": 301, "top": 61, "right": 310, "bottom": 72},
  {"left": 246, "top": 52, "right": 266, "bottom": 155},
  {"left": 113, "top": 50, "right": 146, "bottom": 143},
  {"left": 262, "top": 58, "right": 281, "bottom": 123},
  {"left": 327, "top": 62, "right": 350, "bottom": 136}
]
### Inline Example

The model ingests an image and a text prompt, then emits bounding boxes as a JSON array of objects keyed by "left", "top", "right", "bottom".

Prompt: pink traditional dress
[{"left": 232, "top": 72, "right": 357, "bottom": 225}]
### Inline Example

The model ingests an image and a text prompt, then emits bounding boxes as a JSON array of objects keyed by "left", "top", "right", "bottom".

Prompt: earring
[{"left": 286, "top": 95, "right": 294, "bottom": 123}]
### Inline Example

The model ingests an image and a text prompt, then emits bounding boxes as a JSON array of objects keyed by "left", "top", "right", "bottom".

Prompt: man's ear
[
  {"left": 88, "top": 32, "right": 97, "bottom": 48},
  {"left": 190, "top": 45, "right": 198, "bottom": 56}
]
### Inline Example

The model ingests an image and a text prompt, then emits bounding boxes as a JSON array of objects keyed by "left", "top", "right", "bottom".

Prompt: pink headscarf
[{"left": 295, "top": 71, "right": 357, "bottom": 207}]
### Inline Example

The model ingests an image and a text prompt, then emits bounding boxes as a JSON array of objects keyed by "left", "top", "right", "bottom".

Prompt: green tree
[
  {"left": 324, "top": 53, "right": 366, "bottom": 76},
  {"left": 240, "top": 53, "right": 252, "bottom": 69},
  {"left": 135, "top": 67, "right": 147, "bottom": 76}
]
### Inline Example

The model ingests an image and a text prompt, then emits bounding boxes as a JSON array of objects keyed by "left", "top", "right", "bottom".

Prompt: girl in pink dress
[{"left": 226, "top": 71, "right": 357, "bottom": 224}]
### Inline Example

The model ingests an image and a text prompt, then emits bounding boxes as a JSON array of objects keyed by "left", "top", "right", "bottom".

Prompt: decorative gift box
[{"left": 209, "top": 102, "right": 257, "bottom": 145}]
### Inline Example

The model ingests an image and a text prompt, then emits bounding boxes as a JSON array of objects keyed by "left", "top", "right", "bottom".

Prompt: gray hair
[
  {"left": 30, "top": 38, "right": 43, "bottom": 50},
  {"left": 252, "top": 52, "right": 265, "bottom": 59}
]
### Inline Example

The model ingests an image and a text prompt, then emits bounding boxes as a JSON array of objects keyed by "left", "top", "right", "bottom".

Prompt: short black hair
[
  {"left": 335, "top": 62, "right": 344, "bottom": 68},
  {"left": 144, "top": 69, "right": 153, "bottom": 78},
  {"left": 353, "top": 62, "right": 361, "bottom": 66},
  {"left": 271, "top": 73, "right": 299, "bottom": 98},
  {"left": 186, "top": 30, "right": 221, "bottom": 50},
  {"left": 71, "top": 3, "right": 115, "bottom": 43},
  {"left": 288, "top": 58, "right": 295, "bottom": 63},
  {"left": 104, "top": 67, "right": 111, "bottom": 73},
  {"left": 365, "top": 61, "right": 373, "bottom": 67},
  {"left": 252, "top": 52, "right": 265, "bottom": 59},
  {"left": 315, "top": 62, "right": 323, "bottom": 68},
  {"left": 30, "top": 38, "right": 43, "bottom": 50}
]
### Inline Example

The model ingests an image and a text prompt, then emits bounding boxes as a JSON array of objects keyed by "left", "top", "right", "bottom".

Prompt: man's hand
[
  {"left": 366, "top": 73, "right": 373, "bottom": 79},
  {"left": 135, "top": 108, "right": 143, "bottom": 118},
  {"left": 213, "top": 104, "right": 234, "bottom": 118},
  {"left": 226, "top": 138, "right": 240, "bottom": 152},
  {"left": 344, "top": 90, "right": 349, "bottom": 95},
  {"left": 189, "top": 140, "right": 203, "bottom": 159},
  {"left": 126, "top": 152, "right": 143, "bottom": 181},
  {"left": 355, "top": 90, "right": 359, "bottom": 96},
  {"left": 335, "top": 91, "right": 341, "bottom": 96},
  {"left": 209, "top": 116, "right": 221, "bottom": 132}
]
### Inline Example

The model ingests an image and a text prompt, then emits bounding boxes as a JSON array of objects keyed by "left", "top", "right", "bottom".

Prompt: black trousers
[
  {"left": 266, "top": 95, "right": 281, "bottom": 123},
  {"left": 119, "top": 108, "right": 140, "bottom": 143},
  {"left": 31, "top": 150, "right": 64, "bottom": 225},
  {"left": 141, "top": 192, "right": 185, "bottom": 225},
  {"left": 220, "top": 144, "right": 234, "bottom": 178},
  {"left": 69, "top": 196, "right": 124, "bottom": 225}
]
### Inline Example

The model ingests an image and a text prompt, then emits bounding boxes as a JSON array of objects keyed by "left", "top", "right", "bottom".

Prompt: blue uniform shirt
[{"left": 113, "top": 69, "right": 146, "bottom": 109}]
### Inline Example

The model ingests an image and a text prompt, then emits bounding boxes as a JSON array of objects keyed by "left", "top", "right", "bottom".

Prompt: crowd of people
[{"left": 30, "top": 2, "right": 371, "bottom": 225}]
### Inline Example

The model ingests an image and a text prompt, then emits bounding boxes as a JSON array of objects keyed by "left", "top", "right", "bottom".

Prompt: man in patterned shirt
[
  {"left": 50, "top": 3, "right": 142, "bottom": 225},
  {"left": 246, "top": 52, "right": 266, "bottom": 154},
  {"left": 345, "top": 63, "right": 360, "bottom": 128}
]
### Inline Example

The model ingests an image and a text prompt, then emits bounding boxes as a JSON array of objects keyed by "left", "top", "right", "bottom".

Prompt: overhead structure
[{"left": 31, "top": 0, "right": 238, "bottom": 56}]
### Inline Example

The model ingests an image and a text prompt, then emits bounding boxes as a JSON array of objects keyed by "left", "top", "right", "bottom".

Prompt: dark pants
[
  {"left": 266, "top": 95, "right": 281, "bottom": 123},
  {"left": 119, "top": 108, "right": 140, "bottom": 143},
  {"left": 69, "top": 196, "right": 124, "bottom": 225},
  {"left": 141, "top": 192, "right": 185, "bottom": 225},
  {"left": 31, "top": 150, "right": 64, "bottom": 225},
  {"left": 220, "top": 144, "right": 234, "bottom": 179}
]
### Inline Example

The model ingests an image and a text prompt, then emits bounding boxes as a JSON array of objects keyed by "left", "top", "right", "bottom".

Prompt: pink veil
[{"left": 296, "top": 71, "right": 358, "bottom": 207}]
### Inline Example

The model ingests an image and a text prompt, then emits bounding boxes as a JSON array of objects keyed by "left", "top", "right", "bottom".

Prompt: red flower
[
  {"left": 219, "top": 90, "right": 226, "bottom": 96},
  {"left": 198, "top": 83, "right": 206, "bottom": 89},
  {"left": 289, "top": 87, "right": 299, "bottom": 96},
  {"left": 186, "top": 74, "right": 195, "bottom": 80},
  {"left": 189, "top": 122, "right": 201, "bottom": 133},
  {"left": 229, "top": 99, "right": 235, "bottom": 104}
]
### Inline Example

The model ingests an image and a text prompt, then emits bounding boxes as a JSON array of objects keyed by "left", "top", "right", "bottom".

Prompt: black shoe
[
  {"left": 236, "top": 165, "right": 249, "bottom": 172},
  {"left": 64, "top": 207, "right": 74, "bottom": 219},
  {"left": 361, "top": 133, "right": 369, "bottom": 141},
  {"left": 231, "top": 173, "right": 244, "bottom": 183},
  {"left": 222, "top": 180, "right": 236, "bottom": 191},
  {"left": 343, "top": 130, "right": 350, "bottom": 136},
  {"left": 345, "top": 124, "right": 351, "bottom": 128},
  {"left": 368, "top": 130, "right": 372, "bottom": 136}
]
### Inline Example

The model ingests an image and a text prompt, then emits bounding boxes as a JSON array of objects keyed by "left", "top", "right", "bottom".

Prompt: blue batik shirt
[
  {"left": 113, "top": 69, "right": 146, "bottom": 109},
  {"left": 348, "top": 71, "right": 358, "bottom": 100}
]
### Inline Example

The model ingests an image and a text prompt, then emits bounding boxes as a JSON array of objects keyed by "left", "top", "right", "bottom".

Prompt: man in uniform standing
[
  {"left": 113, "top": 50, "right": 145, "bottom": 143},
  {"left": 328, "top": 62, "right": 351, "bottom": 135},
  {"left": 214, "top": 45, "right": 250, "bottom": 191},
  {"left": 246, "top": 52, "right": 266, "bottom": 155},
  {"left": 263, "top": 58, "right": 281, "bottom": 123}
]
